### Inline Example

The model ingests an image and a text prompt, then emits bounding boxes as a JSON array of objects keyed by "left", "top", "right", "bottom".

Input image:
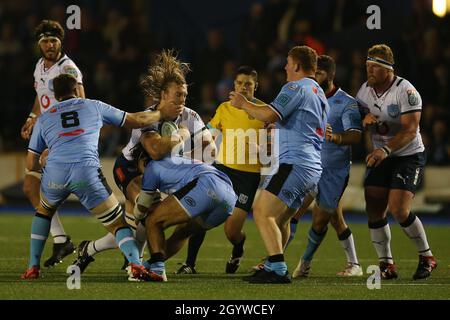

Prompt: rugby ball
[{"left": 160, "top": 121, "right": 178, "bottom": 137}]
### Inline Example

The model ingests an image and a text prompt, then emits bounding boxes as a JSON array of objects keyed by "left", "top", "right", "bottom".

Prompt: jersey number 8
[{"left": 61, "top": 111, "right": 80, "bottom": 128}]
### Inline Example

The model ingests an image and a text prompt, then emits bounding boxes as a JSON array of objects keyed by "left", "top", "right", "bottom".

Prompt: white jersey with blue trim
[
  {"left": 141, "top": 156, "right": 231, "bottom": 194},
  {"left": 321, "top": 88, "right": 362, "bottom": 168},
  {"left": 33, "top": 54, "right": 83, "bottom": 113},
  {"left": 356, "top": 76, "right": 424, "bottom": 157},
  {"left": 121, "top": 105, "right": 205, "bottom": 161},
  {"left": 268, "top": 77, "right": 329, "bottom": 170},
  {"left": 28, "top": 98, "right": 126, "bottom": 167}
]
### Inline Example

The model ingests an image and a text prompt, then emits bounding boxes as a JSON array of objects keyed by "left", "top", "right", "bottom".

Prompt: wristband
[
  {"left": 381, "top": 146, "right": 391, "bottom": 156},
  {"left": 28, "top": 112, "right": 37, "bottom": 119}
]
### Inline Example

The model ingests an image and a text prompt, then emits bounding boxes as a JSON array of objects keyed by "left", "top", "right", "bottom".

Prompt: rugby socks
[
  {"left": 302, "top": 227, "right": 328, "bottom": 262},
  {"left": 338, "top": 228, "right": 359, "bottom": 265},
  {"left": 50, "top": 211, "right": 67, "bottom": 244},
  {"left": 135, "top": 223, "right": 148, "bottom": 261},
  {"left": 115, "top": 227, "right": 140, "bottom": 265},
  {"left": 186, "top": 230, "right": 207, "bottom": 267},
  {"left": 400, "top": 213, "right": 433, "bottom": 257},
  {"left": 231, "top": 234, "right": 246, "bottom": 259},
  {"left": 368, "top": 218, "right": 393, "bottom": 264},
  {"left": 29, "top": 213, "right": 51, "bottom": 268},
  {"left": 89, "top": 233, "right": 117, "bottom": 256},
  {"left": 285, "top": 217, "right": 299, "bottom": 249},
  {"left": 268, "top": 254, "right": 287, "bottom": 276},
  {"left": 147, "top": 252, "right": 165, "bottom": 275}
]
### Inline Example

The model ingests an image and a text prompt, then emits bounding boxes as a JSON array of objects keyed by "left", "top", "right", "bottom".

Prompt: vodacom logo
[{"left": 40, "top": 94, "right": 51, "bottom": 109}]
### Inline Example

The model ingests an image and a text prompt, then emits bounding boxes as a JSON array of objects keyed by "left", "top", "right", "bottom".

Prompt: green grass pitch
[{"left": 0, "top": 214, "right": 449, "bottom": 300}]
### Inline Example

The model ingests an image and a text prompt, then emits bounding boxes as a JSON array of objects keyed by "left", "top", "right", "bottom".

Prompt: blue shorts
[
  {"left": 173, "top": 174, "right": 237, "bottom": 229},
  {"left": 41, "top": 165, "right": 112, "bottom": 210},
  {"left": 261, "top": 163, "right": 321, "bottom": 210},
  {"left": 316, "top": 166, "right": 350, "bottom": 212}
]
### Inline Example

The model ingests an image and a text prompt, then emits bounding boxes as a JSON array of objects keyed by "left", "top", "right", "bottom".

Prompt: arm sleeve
[
  {"left": 399, "top": 82, "right": 422, "bottom": 114},
  {"left": 28, "top": 119, "right": 46, "bottom": 154},
  {"left": 208, "top": 104, "right": 222, "bottom": 130},
  {"left": 61, "top": 60, "right": 83, "bottom": 84},
  {"left": 269, "top": 82, "right": 304, "bottom": 120},
  {"left": 96, "top": 100, "right": 127, "bottom": 127},
  {"left": 141, "top": 163, "right": 159, "bottom": 192},
  {"left": 342, "top": 100, "right": 363, "bottom": 132}
]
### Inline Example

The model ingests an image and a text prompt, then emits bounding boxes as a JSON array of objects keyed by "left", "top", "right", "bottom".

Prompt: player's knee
[
  {"left": 389, "top": 205, "right": 409, "bottom": 221},
  {"left": 312, "top": 218, "right": 328, "bottom": 233},
  {"left": 95, "top": 203, "right": 126, "bottom": 233},
  {"left": 146, "top": 212, "right": 168, "bottom": 229}
]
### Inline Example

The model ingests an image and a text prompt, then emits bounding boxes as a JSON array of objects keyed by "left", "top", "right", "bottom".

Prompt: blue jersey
[
  {"left": 28, "top": 98, "right": 126, "bottom": 167},
  {"left": 141, "top": 156, "right": 232, "bottom": 194},
  {"left": 321, "top": 88, "right": 362, "bottom": 168},
  {"left": 269, "top": 77, "right": 329, "bottom": 170}
]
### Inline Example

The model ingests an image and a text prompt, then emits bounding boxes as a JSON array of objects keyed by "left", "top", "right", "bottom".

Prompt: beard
[
  {"left": 319, "top": 80, "right": 331, "bottom": 92},
  {"left": 40, "top": 47, "right": 60, "bottom": 62}
]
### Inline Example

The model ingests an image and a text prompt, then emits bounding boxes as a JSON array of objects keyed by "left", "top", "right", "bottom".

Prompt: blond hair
[{"left": 140, "top": 49, "right": 191, "bottom": 99}]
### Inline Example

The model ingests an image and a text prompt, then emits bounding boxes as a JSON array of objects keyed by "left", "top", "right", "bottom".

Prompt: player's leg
[
  {"left": 176, "top": 229, "right": 206, "bottom": 274},
  {"left": 222, "top": 167, "right": 260, "bottom": 273},
  {"left": 330, "top": 201, "right": 362, "bottom": 276},
  {"left": 21, "top": 195, "right": 59, "bottom": 279},
  {"left": 22, "top": 166, "right": 70, "bottom": 279},
  {"left": 285, "top": 193, "right": 314, "bottom": 249},
  {"left": 224, "top": 207, "right": 247, "bottom": 273},
  {"left": 165, "top": 219, "right": 206, "bottom": 261},
  {"left": 388, "top": 152, "right": 436, "bottom": 279},
  {"left": 75, "top": 164, "right": 143, "bottom": 271},
  {"left": 74, "top": 166, "right": 158, "bottom": 281},
  {"left": 248, "top": 164, "right": 320, "bottom": 284},
  {"left": 23, "top": 170, "right": 74, "bottom": 267},
  {"left": 364, "top": 160, "right": 397, "bottom": 279},
  {"left": 389, "top": 189, "right": 436, "bottom": 279},
  {"left": 144, "top": 195, "right": 192, "bottom": 281},
  {"left": 292, "top": 203, "right": 329, "bottom": 279},
  {"left": 88, "top": 194, "right": 159, "bottom": 282},
  {"left": 365, "top": 186, "right": 395, "bottom": 278}
]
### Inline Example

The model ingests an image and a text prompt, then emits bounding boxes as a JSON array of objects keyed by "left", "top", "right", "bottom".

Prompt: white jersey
[
  {"left": 121, "top": 105, "right": 206, "bottom": 161},
  {"left": 356, "top": 76, "right": 424, "bottom": 157},
  {"left": 33, "top": 54, "right": 83, "bottom": 113}
]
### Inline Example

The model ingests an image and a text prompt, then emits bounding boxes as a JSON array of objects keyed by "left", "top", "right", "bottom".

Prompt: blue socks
[
  {"left": 115, "top": 227, "right": 141, "bottom": 265},
  {"left": 267, "top": 254, "right": 287, "bottom": 276},
  {"left": 29, "top": 213, "right": 51, "bottom": 268},
  {"left": 302, "top": 227, "right": 328, "bottom": 262}
]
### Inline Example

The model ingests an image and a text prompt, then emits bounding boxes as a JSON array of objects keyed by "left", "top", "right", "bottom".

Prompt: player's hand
[
  {"left": 39, "top": 149, "right": 49, "bottom": 167},
  {"left": 21, "top": 117, "right": 37, "bottom": 140},
  {"left": 325, "top": 124, "right": 334, "bottom": 142},
  {"left": 362, "top": 113, "right": 378, "bottom": 128},
  {"left": 160, "top": 102, "right": 183, "bottom": 120},
  {"left": 365, "top": 148, "right": 388, "bottom": 167},
  {"left": 229, "top": 91, "right": 247, "bottom": 109},
  {"left": 176, "top": 127, "right": 191, "bottom": 142}
]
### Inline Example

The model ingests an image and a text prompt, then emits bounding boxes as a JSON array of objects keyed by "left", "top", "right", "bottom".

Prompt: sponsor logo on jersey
[
  {"left": 281, "top": 189, "right": 294, "bottom": 200},
  {"left": 275, "top": 94, "right": 291, "bottom": 108},
  {"left": 63, "top": 65, "right": 78, "bottom": 79},
  {"left": 387, "top": 104, "right": 400, "bottom": 118},
  {"left": 288, "top": 84, "right": 298, "bottom": 91},
  {"left": 184, "top": 196, "right": 196, "bottom": 207},
  {"left": 407, "top": 89, "right": 419, "bottom": 106}
]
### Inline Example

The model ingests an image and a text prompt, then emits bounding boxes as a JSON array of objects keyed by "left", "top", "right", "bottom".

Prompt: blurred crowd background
[{"left": 0, "top": 0, "right": 449, "bottom": 164}]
